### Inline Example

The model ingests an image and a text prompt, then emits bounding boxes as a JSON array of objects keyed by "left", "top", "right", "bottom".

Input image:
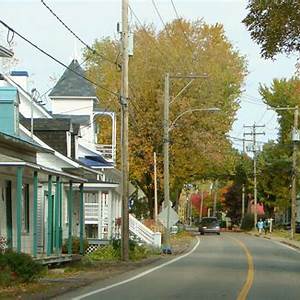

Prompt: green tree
[
  {"left": 223, "top": 154, "right": 252, "bottom": 223},
  {"left": 257, "top": 141, "right": 292, "bottom": 214},
  {"left": 243, "top": 0, "right": 300, "bottom": 59},
  {"left": 85, "top": 19, "right": 246, "bottom": 215},
  {"left": 257, "top": 77, "right": 300, "bottom": 214}
]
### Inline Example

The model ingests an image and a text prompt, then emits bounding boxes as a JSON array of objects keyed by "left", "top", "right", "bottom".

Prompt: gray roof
[
  {"left": 52, "top": 114, "right": 90, "bottom": 124},
  {"left": 49, "top": 59, "right": 97, "bottom": 98}
]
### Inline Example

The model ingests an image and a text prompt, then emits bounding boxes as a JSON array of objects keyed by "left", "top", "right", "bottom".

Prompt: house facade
[{"left": 0, "top": 86, "right": 87, "bottom": 260}]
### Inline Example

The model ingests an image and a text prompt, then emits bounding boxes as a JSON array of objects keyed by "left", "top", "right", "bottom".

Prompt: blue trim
[{"left": 10, "top": 71, "right": 29, "bottom": 77}]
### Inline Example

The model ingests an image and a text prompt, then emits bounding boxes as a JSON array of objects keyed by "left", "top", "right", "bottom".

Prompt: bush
[
  {"left": 62, "top": 237, "right": 89, "bottom": 254},
  {"left": 87, "top": 239, "right": 159, "bottom": 262},
  {"left": 241, "top": 213, "right": 254, "bottom": 231},
  {"left": 0, "top": 251, "right": 43, "bottom": 286},
  {"left": 87, "top": 245, "right": 120, "bottom": 261}
]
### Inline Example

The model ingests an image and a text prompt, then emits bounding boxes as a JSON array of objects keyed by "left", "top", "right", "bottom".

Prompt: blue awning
[{"left": 79, "top": 155, "right": 113, "bottom": 168}]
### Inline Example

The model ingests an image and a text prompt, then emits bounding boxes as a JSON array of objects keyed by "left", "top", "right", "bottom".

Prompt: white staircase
[{"left": 129, "top": 214, "right": 161, "bottom": 248}]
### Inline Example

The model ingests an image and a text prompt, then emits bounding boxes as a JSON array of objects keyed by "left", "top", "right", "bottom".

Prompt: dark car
[{"left": 199, "top": 217, "right": 220, "bottom": 235}]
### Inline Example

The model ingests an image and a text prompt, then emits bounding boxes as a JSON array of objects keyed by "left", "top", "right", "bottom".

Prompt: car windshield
[{"left": 201, "top": 218, "right": 218, "bottom": 225}]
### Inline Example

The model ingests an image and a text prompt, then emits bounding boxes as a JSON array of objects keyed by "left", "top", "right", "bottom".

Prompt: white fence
[{"left": 129, "top": 214, "right": 161, "bottom": 248}]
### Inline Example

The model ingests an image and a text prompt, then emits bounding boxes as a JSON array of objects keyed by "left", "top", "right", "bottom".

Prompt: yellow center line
[{"left": 229, "top": 236, "right": 254, "bottom": 300}]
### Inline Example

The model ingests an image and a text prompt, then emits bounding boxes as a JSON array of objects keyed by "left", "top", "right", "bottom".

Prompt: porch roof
[
  {"left": 0, "top": 153, "right": 87, "bottom": 183},
  {"left": 0, "top": 131, "right": 52, "bottom": 154}
]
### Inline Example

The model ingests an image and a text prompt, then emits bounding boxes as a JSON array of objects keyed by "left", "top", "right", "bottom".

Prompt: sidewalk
[{"left": 246, "top": 231, "right": 300, "bottom": 251}]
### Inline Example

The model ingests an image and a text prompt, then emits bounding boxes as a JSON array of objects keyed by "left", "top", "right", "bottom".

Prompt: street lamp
[{"left": 163, "top": 72, "right": 220, "bottom": 252}]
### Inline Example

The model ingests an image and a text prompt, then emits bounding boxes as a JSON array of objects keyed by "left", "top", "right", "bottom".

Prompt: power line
[
  {"left": 0, "top": 19, "right": 119, "bottom": 98},
  {"left": 39, "top": 55, "right": 91, "bottom": 99},
  {"left": 40, "top": 0, "right": 119, "bottom": 67},
  {"left": 128, "top": 4, "right": 178, "bottom": 71},
  {"left": 170, "top": 0, "right": 194, "bottom": 56},
  {"left": 151, "top": 0, "right": 189, "bottom": 72}
]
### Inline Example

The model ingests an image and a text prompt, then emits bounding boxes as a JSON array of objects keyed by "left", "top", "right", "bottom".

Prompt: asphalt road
[{"left": 56, "top": 233, "right": 300, "bottom": 300}]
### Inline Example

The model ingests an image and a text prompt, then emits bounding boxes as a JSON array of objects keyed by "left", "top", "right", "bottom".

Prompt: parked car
[{"left": 199, "top": 217, "right": 220, "bottom": 235}]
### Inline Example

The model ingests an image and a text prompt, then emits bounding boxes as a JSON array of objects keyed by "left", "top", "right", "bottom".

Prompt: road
[{"left": 57, "top": 233, "right": 300, "bottom": 300}]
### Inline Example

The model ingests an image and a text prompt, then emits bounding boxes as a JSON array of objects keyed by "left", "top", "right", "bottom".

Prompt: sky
[{"left": 0, "top": 0, "right": 298, "bottom": 151}]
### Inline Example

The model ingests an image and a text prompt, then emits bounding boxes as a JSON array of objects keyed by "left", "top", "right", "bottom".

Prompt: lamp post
[{"left": 163, "top": 72, "right": 220, "bottom": 250}]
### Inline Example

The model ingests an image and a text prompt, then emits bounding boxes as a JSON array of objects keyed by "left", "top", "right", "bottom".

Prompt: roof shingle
[{"left": 49, "top": 59, "right": 97, "bottom": 98}]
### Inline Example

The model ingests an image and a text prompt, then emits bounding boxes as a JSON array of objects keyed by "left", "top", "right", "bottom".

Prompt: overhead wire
[
  {"left": 40, "top": 0, "right": 148, "bottom": 122},
  {"left": 0, "top": 20, "right": 119, "bottom": 99},
  {"left": 128, "top": 4, "right": 178, "bottom": 71},
  {"left": 170, "top": 0, "right": 194, "bottom": 56},
  {"left": 40, "top": 0, "right": 119, "bottom": 67}
]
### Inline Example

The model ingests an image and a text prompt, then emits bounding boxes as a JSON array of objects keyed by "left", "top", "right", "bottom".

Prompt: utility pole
[
  {"left": 244, "top": 124, "right": 265, "bottom": 229},
  {"left": 213, "top": 179, "right": 218, "bottom": 217},
  {"left": 163, "top": 73, "right": 171, "bottom": 247},
  {"left": 154, "top": 152, "right": 158, "bottom": 223},
  {"left": 120, "top": 0, "right": 129, "bottom": 261},
  {"left": 291, "top": 107, "right": 299, "bottom": 239},
  {"left": 241, "top": 134, "right": 246, "bottom": 221},
  {"left": 269, "top": 106, "right": 299, "bottom": 239},
  {"left": 200, "top": 188, "right": 204, "bottom": 220}
]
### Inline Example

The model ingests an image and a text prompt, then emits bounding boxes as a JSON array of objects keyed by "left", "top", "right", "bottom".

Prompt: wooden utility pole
[
  {"left": 200, "top": 188, "right": 204, "bottom": 220},
  {"left": 163, "top": 73, "right": 171, "bottom": 246},
  {"left": 121, "top": 0, "right": 129, "bottom": 261},
  {"left": 268, "top": 106, "right": 299, "bottom": 239},
  {"left": 244, "top": 124, "right": 265, "bottom": 229},
  {"left": 291, "top": 106, "right": 298, "bottom": 239},
  {"left": 154, "top": 152, "right": 158, "bottom": 223},
  {"left": 213, "top": 180, "right": 218, "bottom": 217}
]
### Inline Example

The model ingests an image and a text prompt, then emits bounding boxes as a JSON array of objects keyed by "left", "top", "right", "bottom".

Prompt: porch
[{"left": 0, "top": 154, "right": 87, "bottom": 258}]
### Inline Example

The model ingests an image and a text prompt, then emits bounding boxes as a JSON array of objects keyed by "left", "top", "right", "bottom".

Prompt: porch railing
[
  {"left": 129, "top": 214, "right": 161, "bottom": 248},
  {"left": 95, "top": 144, "right": 115, "bottom": 162}
]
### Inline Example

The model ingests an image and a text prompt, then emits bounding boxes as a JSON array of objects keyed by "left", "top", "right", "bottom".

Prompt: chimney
[
  {"left": 9, "top": 70, "right": 29, "bottom": 91},
  {"left": 0, "top": 87, "right": 20, "bottom": 136}
]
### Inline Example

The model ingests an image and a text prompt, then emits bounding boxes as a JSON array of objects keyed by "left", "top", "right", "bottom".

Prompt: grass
[{"left": 269, "top": 230, "right": 300, "bottom": 241}]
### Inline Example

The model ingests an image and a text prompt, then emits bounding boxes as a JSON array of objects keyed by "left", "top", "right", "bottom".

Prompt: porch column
[
  {"left": 16, "top": 166, "right": 23, "bottom": 253},
  {"left": 54, "top": 176, "right": 60, "bottom": 255},
  {"left": 32, "top": 171, "right": 38, "bottom": 257},
  {"left": 79, "top": 183, "right": 84, "bottom": 255},
  {"left": 68, "top": 181, "right": 73, "bottom": 255},
  {"left": 59, "top": 181, "right": 63, "bottom": 252},
  {"left": 47, "top": 175, "right": 52, "bottom": 256}
]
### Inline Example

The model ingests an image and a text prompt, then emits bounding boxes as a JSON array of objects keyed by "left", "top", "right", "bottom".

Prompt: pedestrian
[
  {"left": 257, "top": 218, "right": 264, "bottom": 235},
  {"left": 263, "top": 219, "right": 269, "bottom": 235}
]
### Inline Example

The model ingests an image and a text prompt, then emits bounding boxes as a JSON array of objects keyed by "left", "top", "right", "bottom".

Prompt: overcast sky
[{"left": 0, "top": 0, "right": 298, "bottom": 150}]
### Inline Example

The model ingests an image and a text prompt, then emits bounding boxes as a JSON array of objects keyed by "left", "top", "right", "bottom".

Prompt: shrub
[
  {"left": 241, "top": 213, "right": 254, "bottom": 231},
  {"left": 0, "top": 251, "right": 43, "bottom": 286},
  {"left": 62, "top": 237, "right": 89, "bottom": 254},
  {"left": 87, "top": 245, "right": 120, "bottom": 261}
]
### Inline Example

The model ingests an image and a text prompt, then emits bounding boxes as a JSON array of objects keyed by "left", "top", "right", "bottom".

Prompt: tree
[
  {"left": 257, "top": 141, "right": 292, "bottom": 214},
  {"left": 257, "top": 77, "right": 300, "bottom": 214},
  {"left": 85, "top": 19, "right": 246, "bottom": 216},
  {"left": 223, "top": 154, "right": 252, "bottom": 224},
  {"left": 243, "top": 0, "right": 300, "bottom": 59}
]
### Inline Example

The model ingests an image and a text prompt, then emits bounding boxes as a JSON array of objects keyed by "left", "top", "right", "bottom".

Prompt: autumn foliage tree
[
  {"left": 243, "top": 0, "right": 300, "bottom": 59},
  {"left": 85, "top": 19, "right": 246, "bottom": 216}
]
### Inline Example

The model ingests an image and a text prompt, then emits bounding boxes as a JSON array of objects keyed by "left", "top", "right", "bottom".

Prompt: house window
[
  {"left": 102, "top": 192, "right": 108, "bottom": 206},
  {"left": 85, "top": 224, "right": 98, "bottom": 239},
  {"left": 22, "top": 184, "right": 30, "bottom": 233}
]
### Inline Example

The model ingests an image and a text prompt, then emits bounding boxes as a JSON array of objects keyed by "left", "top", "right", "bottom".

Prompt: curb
[{"left": 243, "top": 231, "right": 300, "bottom": 251}]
